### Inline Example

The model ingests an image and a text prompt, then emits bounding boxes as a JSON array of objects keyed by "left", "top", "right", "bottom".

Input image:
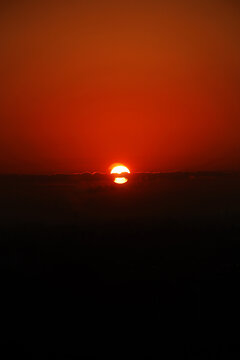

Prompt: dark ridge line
[{"left": 0, "top": 171, "right": 239, "bottom": 177}]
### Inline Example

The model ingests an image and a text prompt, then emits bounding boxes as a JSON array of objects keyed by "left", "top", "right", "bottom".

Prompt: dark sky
[{"left": 0, "top": 0, "right": 239, "bottom": 173}]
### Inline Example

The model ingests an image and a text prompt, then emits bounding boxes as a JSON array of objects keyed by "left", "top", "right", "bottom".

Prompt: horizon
[{"left": 0, "top": 169, "right": 240, "bottom": 176}]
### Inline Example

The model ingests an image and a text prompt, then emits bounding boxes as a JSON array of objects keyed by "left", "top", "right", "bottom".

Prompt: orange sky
[{"left": 0, "top": 0, "right": 239, "bottom": 173}]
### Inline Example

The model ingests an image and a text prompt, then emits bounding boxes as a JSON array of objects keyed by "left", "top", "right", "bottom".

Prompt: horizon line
[{"left": 0, "top": 170, "right": 239, "bottom": 176}]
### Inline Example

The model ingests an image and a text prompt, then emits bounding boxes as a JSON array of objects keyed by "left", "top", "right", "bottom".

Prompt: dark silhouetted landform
[{"left": 0, "top": 172, "right": 240, "bottom": 357}]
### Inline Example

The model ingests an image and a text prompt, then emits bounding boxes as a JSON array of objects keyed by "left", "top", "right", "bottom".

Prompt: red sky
[{"left": 0, "top": 0, "right": 239, "bottom": 173}]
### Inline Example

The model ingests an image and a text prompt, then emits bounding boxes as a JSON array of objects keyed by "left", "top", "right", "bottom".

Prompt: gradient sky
[{"left": 0, "top": 0, "right": 239, "bottom": 173}]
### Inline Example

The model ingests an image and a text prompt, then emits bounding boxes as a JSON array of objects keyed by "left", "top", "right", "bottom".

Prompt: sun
[
  {"left": 110, "top": 164, "right": 130, "bottom": 175},
  {"left": 114, "top": 177, "right": 128, "bottom": 184},
  {"left": 110, "top": 163, "right": 130, "bottom": 185}
]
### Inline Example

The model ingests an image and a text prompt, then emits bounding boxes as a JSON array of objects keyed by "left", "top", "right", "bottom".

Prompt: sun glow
[
  {"left": 110, "top": 165, "right": 130, "bottom": 174},
  {"left": 110, "top": 163, "right": 130, "bottom": 185},
  {"left": 114, "top": 177, "right": 128, "bottom": 184}
]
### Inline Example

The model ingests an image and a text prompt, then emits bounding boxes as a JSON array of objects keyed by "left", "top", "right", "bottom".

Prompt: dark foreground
[{"left": 0, "top": 172, "right": 240, "bottom": 358}]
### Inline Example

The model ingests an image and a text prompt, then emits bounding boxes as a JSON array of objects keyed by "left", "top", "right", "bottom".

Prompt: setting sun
[
  {"left": 110, "top": 164, "right": 130, "bottom": 185},
  {"left": 114, "top": 177, "right": 128, "bottom": 184},
  {"left": 110, "top": 165, "right": 130, "bottom": 174}
]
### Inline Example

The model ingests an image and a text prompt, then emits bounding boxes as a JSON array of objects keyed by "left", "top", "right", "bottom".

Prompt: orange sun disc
[
  {"left": 110, "top": 165, "right": 130, "bottom": 174},
  {"left": 114, "top": 177, "right": 128, "bottom": 184}
]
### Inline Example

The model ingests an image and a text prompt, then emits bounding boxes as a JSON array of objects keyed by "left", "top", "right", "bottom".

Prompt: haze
[{"left": 0, "top": 0, "right": 239, "bottom": 173}]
